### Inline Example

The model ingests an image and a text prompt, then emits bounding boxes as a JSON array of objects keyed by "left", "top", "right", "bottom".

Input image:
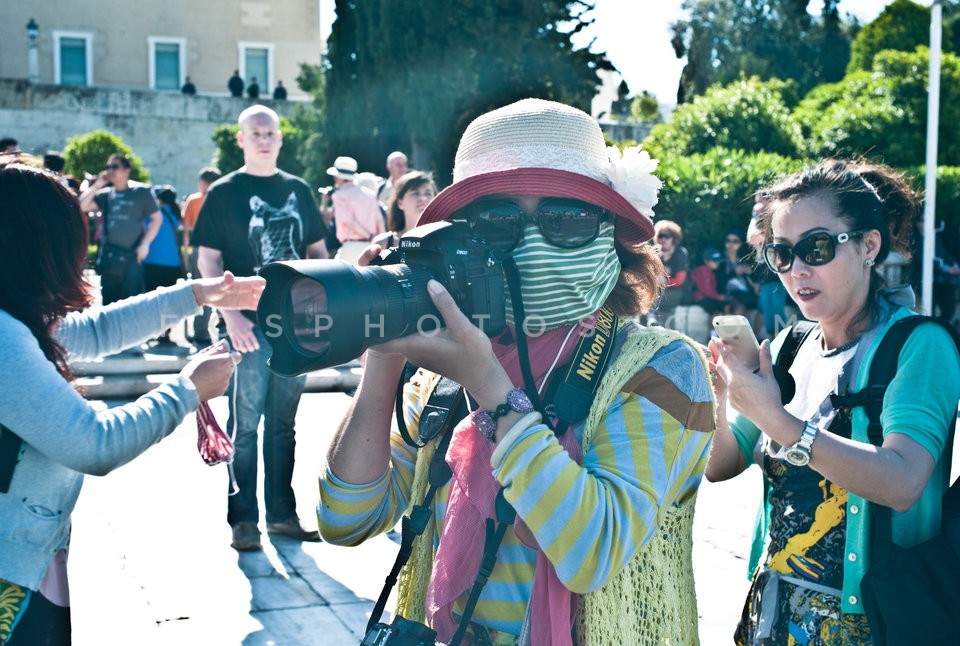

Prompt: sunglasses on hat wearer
[
  {"left": 457, "top": 198, "right": 611, "bottom": 251},
  {"left": 763, "top": 229, "right": 869, "bottom": 273},
  {"left": 657, "top": 233, "right": 673, "bottom": 241}
]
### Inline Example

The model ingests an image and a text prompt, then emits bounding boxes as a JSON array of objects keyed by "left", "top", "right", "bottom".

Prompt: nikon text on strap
[{"left": 550, "top": 306, "right": 618, "bottom": 428}]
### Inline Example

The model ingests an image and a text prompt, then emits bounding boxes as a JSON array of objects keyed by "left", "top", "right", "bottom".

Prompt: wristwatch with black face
[{"left": 783, "top": 421, "right": 820, "bottom": 467}]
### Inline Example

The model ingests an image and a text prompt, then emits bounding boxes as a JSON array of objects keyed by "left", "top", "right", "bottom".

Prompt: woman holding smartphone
[{"left": 707, "top": 159, "right": 960, "bottom": 643}]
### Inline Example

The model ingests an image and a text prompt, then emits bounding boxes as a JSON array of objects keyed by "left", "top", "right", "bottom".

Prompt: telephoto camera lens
[{"left": 257, "top": 221, "right": 506, "bottom": 377}]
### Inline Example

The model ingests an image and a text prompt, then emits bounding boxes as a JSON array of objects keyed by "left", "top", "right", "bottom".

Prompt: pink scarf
[{"left": 426, "top": 316, "right": 595, "bottom": 645}]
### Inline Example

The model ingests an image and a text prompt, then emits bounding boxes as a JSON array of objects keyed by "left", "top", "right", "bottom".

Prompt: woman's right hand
[{"left": 179, "top": 341, "right": 241, "bottom": 402}]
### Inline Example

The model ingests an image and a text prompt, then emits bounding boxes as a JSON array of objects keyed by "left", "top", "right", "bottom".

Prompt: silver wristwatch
[{"left": 783, "top": 421, "right": 820, "bottom": 467}]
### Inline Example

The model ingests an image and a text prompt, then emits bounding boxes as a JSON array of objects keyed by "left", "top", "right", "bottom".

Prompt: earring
[{"left": 865, "top": 258, "right": 876, "bottom": 267}]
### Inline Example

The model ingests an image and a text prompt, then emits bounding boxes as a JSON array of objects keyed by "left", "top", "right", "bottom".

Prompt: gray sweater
[{"left": 0, "top": 284, "right": 202, "bottom": 590}]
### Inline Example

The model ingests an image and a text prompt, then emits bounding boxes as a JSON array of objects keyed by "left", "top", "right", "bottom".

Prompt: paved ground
[{"left": 67, "top": 389, "right": 771, "bottom": 645}]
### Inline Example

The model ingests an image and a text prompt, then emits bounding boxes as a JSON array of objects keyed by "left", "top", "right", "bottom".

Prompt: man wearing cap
[
  {"left": 376, "top": 150, "right": 408, "bottom": 207},
  {"left": 322, "top": 155, "right": 384, "bottom": 263},
  {"left": 193, "top": 104, "right": 328, "bottom": 551}
]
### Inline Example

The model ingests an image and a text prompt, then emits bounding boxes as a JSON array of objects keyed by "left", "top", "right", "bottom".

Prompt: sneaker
[
  {"left": 231, "top": 522, "right": 262, "bottom": 551},
  {"left": 266, "top": 516, "right": 321, "bottom": 542}
]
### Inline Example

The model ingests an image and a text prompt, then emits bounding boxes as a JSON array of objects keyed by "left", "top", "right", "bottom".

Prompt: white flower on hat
[{"left": 606, "top": 145, "right": 662, "bottom": 217}]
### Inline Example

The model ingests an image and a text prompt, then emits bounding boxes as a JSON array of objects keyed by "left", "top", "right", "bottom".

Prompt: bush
[
  {"left": 62, "top": 130, "right": 149, "bottom": 182},
  {"left": 653, "top": 148, "right": 804, "bottom": 261},
  {"left": 643, "top": 77, "right": 804, "bottom": 160},
  {"left": 796, "top": 48, "right": 960, "bottom": 168}
]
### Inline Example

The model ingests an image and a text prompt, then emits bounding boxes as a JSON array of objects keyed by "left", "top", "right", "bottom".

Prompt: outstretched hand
[
  {"left": 374, "top": 280, "right": 512, "bottom": 407},
  {"left": 191, "top": 271, "right": 265, "bottom": 310}
]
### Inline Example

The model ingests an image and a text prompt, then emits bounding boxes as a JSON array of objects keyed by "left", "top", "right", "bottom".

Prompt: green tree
[
  {"left": 643, "top": 77, "right": 803, "bottom": 160},
  {"left": 795, "top": 48, "right": 960, "bottom": 167},
  {"left": 320, "top": 0, "right": 612, "bottom": 185},
  {"left": 671, "top": 0, "right": 854, "bottom": 103},
  {"left": 631, "top": 90, "right": 661, "bottom": 123},
  {"left": 211, "top": 117, "right": 308, "bottom": 179},
  {"left": 62, "top": 130, "right": 149, "bottom": 182},
  {"left": 847, "top": 0, "right": 946, "bottom": 73}
]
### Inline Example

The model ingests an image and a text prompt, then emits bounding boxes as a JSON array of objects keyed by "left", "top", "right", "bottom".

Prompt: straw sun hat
[
  {"left": 419, "top": 98, "right": 662, "bottom": 243},
  {"left": 326, "top": 156, "right": 359, "bottom": 179}
]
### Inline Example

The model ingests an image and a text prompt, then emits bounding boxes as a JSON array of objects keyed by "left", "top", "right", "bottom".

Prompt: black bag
[
  {"left": 96, "top": 243, "right": 138, "bottom": 282},
  {"left": 778, "top": 316, "right": 960, "bottom": 645},
  {"left": 852, "top": 317, "right": 960, "bottom": 646}
]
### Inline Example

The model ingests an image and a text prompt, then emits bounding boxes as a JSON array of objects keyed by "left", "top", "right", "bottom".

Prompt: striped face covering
[{"left": 505, "top": 220, "right": 620, "bottom": 331}]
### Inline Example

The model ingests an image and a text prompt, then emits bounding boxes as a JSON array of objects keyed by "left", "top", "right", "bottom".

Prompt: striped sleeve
[
  {"left": 317, "top": 375, "right": 428, "bottom": 545},
  {"left": 492, "top": 340, "right": 714, "bottom": 594}
]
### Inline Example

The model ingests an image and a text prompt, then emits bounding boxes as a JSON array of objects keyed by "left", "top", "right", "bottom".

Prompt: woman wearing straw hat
[{"left": 318, "top": 99, "right": 714, "bottom": 645}]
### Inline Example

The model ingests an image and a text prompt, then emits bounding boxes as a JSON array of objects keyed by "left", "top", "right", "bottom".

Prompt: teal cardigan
[{"left": 729, "top": 305, "right": 960, "bottom": 614}]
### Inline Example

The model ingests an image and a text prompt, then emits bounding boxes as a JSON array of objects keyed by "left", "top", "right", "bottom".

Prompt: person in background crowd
[
  {"left": 272, "top": 81, "right": 287, "bottom": 100},
  {"left": 321, "top": 155, "right": 384, "bottom": 263},
  {"left": 690, "top": 247, "right": 727, "bottom": 315},
  {"left": 143, "top": 185, "right": 186, "bottom": 348},
  {"left": 42, "top": 151, "right": 65, "bottom": 175},
  {"left": 193, "top": 105, "right": 329, "bottom": 552},
  {"left": 0, "top": 138, "right": 19, "bottom": 153},
  {"left": 319, "top": 98, "right": 714, "bottom": 645},
  {"left": 246, "top": 77, "right": 260, "bottom": 100},
  {"left": 377, "top": 150, "right": 409, "bottom": 207},
  {"left": 912, "top": 218, "right": 960, "bottom": 327},
  {"left": 181, "top": 77, "right": 197, "bottom": 95},
  {"left": 719, "top": 227, "right": 759, "bottom": 317},
  {"left": 182, "top": 167, "right": 223, "bottom": 345},
  {"left": 228, "top": 70, "right": 244, "bottom": 97},
  {"left": 373, "top": 170, "right": 437, "bottom": 249},
  {"left": 707, "top": 159, "right": 960, "bottom": 644},
  {"left": 79, "top": 154, "right": 162, "bottom": 305},
  {"left": 0, "top": 159, "right": 262, "bottom": 646},
  {"left": 750, "top": 194, "right": 791, "bottom": 339},
  {"left": 649, "top": 219, "right": 689, "bottom": 326}
]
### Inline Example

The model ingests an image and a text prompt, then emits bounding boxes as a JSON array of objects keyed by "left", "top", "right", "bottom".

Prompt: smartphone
[{"left": 712, "top": 315, "right": 760, "bottom": 370}]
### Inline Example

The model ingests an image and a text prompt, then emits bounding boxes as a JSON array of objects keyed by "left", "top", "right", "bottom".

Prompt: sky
[{"left": 319, "top": 1, "right": 894, "bottom": 105}]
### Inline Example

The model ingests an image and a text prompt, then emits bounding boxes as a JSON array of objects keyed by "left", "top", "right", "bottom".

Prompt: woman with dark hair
[
  {"left": 0, "top": 160, "right": 264, "bottom": 645},
  {"left": 707, "top": 159, "right": 960, "bottom": 643},
  {"left": 318, "top": 99, "right": 714, "bottom": 644},
  {"left": 375, "top": 170, "right": 437, "bottom": 248}
]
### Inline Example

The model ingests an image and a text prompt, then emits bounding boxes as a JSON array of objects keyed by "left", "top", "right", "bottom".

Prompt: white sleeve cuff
[{"left": 490, "top": 411, "right": 543, "bottom": 469}]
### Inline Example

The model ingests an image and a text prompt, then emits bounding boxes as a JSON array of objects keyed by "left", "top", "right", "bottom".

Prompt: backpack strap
[
  {"left": 836, "top": 316, "right": 960, "bottom": 446},
  {"left": 774, "top": 321, "right": 817, "bottom": 373}
]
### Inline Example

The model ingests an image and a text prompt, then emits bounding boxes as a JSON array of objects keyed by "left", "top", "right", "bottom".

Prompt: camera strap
[
  {"left": 502, "top": 259, "right": 550, "bottom": 424},
  {"left": 367, "top": 375, "right": 465, "bottom": 636},
  {"left": 448, "top": 488, "right": 516, "bottom": 646},
  {"left": 548, "top": 306, "right": 618, "bottom": 430}
]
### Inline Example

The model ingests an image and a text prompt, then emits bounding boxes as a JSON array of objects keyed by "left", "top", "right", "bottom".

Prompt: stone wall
[{"left": 0, "top": 78, "right": 301, "bottom": 195}]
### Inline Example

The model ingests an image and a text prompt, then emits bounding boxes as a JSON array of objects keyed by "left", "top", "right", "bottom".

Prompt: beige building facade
[
  {"left": 0, "top": 1, "right": 323, "bottom": 193},
  {"left": 0, "top": 1, "right": 321, "bottom": 98}
]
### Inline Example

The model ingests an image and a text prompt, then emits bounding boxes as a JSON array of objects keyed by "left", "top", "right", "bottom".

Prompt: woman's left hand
[
  {"left": 191, "top": 271, "right": 266, "bottom": 310},
  {"left": 713, "top": 338, "right": 783, "bottom": 422},
  {"left": 374, "top": 280, "right": 512, "bottom": 406}
]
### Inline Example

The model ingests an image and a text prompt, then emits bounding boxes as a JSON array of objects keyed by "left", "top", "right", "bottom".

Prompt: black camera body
[
  {"left": 360, "top": 617, "right": 439, "bottom": 646},
  {"left": 257, "top": 220, "right": 506, "bottom": 376},
  {"left": 376, "top": 220, "right": 506, "bottom": 335}
]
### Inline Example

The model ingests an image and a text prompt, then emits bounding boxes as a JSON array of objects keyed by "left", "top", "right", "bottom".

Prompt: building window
[
  {"left": 149, "top": 37, "right": 186, "bottom": 91},
  {"left": 239, "top": 42, "right": 274, "bottom": 92},
  {"left": 53, "top": 31, "right": 93, "bottom": 87}
]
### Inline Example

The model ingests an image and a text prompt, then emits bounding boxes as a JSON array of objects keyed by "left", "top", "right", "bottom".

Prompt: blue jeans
[
  {"left": 759, "top": 281, "right": 788, "bottom": 337},
  {"left": 226, "top": 326, "right": 307, "bottom": 526}
]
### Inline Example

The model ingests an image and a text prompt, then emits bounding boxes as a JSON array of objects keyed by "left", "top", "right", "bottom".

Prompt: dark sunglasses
[
  {"left": 108, "top": 164, "right": 124, "bottom": 170},
  {"left": 458, "top": 198, "right": 610, "bottom": 250},
  {"left": 657, "top": 233, "right": 673, "bottom": 241},
  {"left": 763, "top": 229, "right": 868, "bottom": 273}
]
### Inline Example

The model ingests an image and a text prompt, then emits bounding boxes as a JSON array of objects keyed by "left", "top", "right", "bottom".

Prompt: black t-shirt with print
[{"left": 192, "top": 170, "right": 327, "bottom": 320}]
